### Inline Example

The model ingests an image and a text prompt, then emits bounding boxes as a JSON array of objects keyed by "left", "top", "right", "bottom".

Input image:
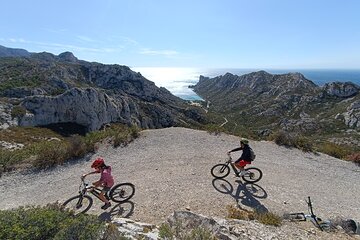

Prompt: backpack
[{"left": 249, "top": 147, "right": 256, "bottom": 161}]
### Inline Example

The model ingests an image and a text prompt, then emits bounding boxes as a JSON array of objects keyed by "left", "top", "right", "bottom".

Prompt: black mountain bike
[
  {"left": 283, "top": 196, "right": 330, "bottom": 231},
  {"left": 211, "top": 155, "right": 263, "bottom": 183},
  {"left": 62, "top": 177, "right": 135, "bottom": 214}
]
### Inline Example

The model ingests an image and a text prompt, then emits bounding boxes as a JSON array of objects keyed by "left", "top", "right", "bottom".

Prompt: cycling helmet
[
  {"left": 240, "top": 138, "right": 249, "bottom": 145},
  {"left": 91, "top": 157, "right": 104, "bottom": 168}
]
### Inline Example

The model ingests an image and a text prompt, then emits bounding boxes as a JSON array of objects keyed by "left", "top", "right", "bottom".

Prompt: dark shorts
[
  {"left": 101, "top": 186, "right": 111, "bottom": 193},
  {"left": 235, "top": 159, "right": 251, "bottom": 168}
]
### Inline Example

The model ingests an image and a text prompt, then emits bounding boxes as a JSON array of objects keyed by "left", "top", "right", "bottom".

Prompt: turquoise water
[{"left": 132, "top": 67, "right": 360, "bottom": 100}]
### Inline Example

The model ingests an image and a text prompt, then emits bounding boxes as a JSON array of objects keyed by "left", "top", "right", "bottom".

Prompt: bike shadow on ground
[
  {"left": 98, "top": 200, "right": 135, "bottom": 222},
  {"left": 212, "top": 178, "right": 269, "bottom": 213}
]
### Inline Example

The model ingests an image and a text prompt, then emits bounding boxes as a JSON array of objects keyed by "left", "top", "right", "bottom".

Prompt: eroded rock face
[
  {"left": 16, "top": 87, "right": 199, "bottom": 131},
  {"left": 323, "top": 82, "right": 360, "bottom": 98},
  {"left": 19, "top": 88, "right": 125, "bottom": 131},
  {"left": 343, "top": 100, "right": 360, "bottom": 128},
  {"left": 0, "top": 102, "right": 17, "bottom": 129}
]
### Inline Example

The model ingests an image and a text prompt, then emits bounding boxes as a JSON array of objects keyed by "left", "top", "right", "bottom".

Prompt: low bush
[
  {"left": 203, "top": 124, "right": 225, "bottom": 135},
  {"left": 10, "top": 105, "right": 26, "bottom": 119},
  {"left": 345, "top": 152, "right": 360, "bottom": 165},
  {"left": 0, "top": 204, "right": 106, "bottom": 240},
  {"left": 316, "top": 142, "right": 349, "bottom": 159},
  {"left": 270, "top": 131, "right": 314, "bottom": 152},
  {"left": 226, "top": 205, "right": 255, "bottom": 220},
  {"left": 226, "top": 205, "right": 282, "bottom": 226}
]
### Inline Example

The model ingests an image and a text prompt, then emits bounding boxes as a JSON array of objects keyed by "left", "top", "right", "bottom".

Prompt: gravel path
[{"left": 1, "top": 127, "right": 359, "bottom": 224}]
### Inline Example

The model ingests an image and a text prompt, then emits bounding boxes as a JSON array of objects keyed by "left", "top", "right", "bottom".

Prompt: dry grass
[{"left": 226, "top": 205, "right": 282, "bottom": 226}]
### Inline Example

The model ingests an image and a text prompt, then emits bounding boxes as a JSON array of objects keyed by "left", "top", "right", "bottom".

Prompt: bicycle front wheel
[
  {"left": 109, "top": 183, "right": 135, "bottom": 203},
  {"left": 62, "top": 195, "right": 93, "bottom": 214},
  {"left": 241, "top": 167, "right": 263, "bottom": 183},
  {"left": 211, "top": 164, "right": 230, "bottom": 178}
]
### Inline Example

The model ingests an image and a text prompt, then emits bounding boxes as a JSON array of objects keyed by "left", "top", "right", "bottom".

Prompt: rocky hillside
[
  {"left": 192, "top": 71, "right": 360, "bottom": 146},
  {"left": 0, "top": 46, "right": 207, "bottom": 132}
]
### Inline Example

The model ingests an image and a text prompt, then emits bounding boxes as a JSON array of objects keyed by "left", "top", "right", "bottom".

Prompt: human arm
[
  {"left": 227, "top": 147, "right": 243, "bottom": 154},
  {"left": 82, "top": 170, "right": 100, "bottom": 179}
]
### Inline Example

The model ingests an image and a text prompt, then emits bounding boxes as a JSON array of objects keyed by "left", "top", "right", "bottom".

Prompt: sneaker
[{"left": 101, "top": 202, "right": 111, "bottom": 210}]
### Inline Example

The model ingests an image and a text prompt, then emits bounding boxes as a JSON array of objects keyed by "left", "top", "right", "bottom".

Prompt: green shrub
[
  {"left": 159, "top": 223, "right": 174, "bottom": 239},
  {"left": 102, "top": 223, "right": 131, "bottom": 240},
  {"left": 53, "top": 214, "right": 105, "bottom": 240},
  {"left": 11, "top": 105, "right": 26, "bottom": 119},
  {"left": 32, "top": 141, "right": 70, "bottom": 169},
  {"left": 204, "top": 124, "right": 225, "bottom": 135},
  {"left": 0, "top": 204, "right": 105, "bottom": 240},
  {"left": 317, "top": 142, "right": 348, "bottom": 159},
  {"left": 67, "top": 135, "right": 88, "bottom": 158},
  {"left": 270, "top": 131, "right": 313, "bottom": 152}
]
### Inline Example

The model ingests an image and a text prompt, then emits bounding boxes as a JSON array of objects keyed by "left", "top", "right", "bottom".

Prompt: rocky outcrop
[
  {"left": 110, "top": 211, "right": 358, "bottom": 240},
  {"left": 0, "top": 101, "right": 17, "bottom": 129},
  {"left": 18, "top": 88, "right": 124, "bottom": 131},
  {"left": 342, "top": 100, "right": 360, "bottom": 128},
  {"left": 323, "top": 82, "right": 360, "bottom": 98}
]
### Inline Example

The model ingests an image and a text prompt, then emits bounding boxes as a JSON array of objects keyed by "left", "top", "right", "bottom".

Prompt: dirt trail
[{"left": 1, "top": 127, "right": 359, "bottom": 224}]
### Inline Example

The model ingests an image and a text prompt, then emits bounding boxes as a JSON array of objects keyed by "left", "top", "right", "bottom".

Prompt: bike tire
[
  {"left": 241, "top": 167, "right": 263, "bottom": 183},
  {"left": 211, "top": 164, "right": 230, "bottom": 179},
  {"left": 109, "top": 183, "right": 135, "bottom": 203},
  {"left": 62, "top": 195, "right": 93, "bottom": 214}
]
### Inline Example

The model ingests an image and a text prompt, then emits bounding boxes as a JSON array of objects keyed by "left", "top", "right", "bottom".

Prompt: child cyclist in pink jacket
[{"left": 82, "top": 157, "right": 114, "bottom": 210}]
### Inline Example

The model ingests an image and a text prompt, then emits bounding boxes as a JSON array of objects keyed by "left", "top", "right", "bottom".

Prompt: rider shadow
[
  {"left": 212, "top": 178, "right": 269, "bottom": 213},
  {"left": 98, "top": 200, "right": 135, "bottom": 222}
]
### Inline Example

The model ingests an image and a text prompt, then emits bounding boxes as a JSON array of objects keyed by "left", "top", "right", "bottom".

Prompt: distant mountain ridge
[
  {"left": 0, "top": 45, "right": 31, "bottom": 57},
  {"left": 0, "top": 45, "right": 207, "bottom": 131},
  {"left": 193, "top": 70, "right": 360, "bottom": 146}
]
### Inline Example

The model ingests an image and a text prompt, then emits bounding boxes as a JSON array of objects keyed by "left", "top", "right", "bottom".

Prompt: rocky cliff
[
  {"left": 0, "top": 46, "right": 207, "bottom": 131},
  {"left": 192, "top": 71, "right": 360, "bottom": 142}
]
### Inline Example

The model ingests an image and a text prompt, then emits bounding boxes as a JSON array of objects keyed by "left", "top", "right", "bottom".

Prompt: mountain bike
[
  {"left": 62, "top": 177, "right": 135, "bottom": 214},
  {"left": 283, "top": 196, "right": 330, "bottom": 231},
  {"left": 211, "top": 155, "right": 263, "bottom": 183}
]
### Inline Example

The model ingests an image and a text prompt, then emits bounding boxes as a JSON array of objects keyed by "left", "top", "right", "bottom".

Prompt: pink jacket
[{"left": 100, "top": 166, "right": 114, "bottom": 187}]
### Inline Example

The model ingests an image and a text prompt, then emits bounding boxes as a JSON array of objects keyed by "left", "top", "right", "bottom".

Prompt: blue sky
[{"left": 1, "top": 0, "right": 360, "bottom": 69}]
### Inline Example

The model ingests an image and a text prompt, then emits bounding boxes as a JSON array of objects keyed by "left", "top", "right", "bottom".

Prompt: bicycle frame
[
  {"left": 226, "top": 156, "right": 246, "bottom": 176},
  {"left": 79, "top": 178, "right": 109, "bottom": 202},
  {"left": 286, "top": 196, "right": 326, "bottom": 231}
]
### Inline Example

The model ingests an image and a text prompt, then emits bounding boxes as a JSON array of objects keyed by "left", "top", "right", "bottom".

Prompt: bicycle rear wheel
[
  {"left": 62, "top": 195, "right": 93, "bottom": 214},
  {"left": 241, "top": 167, "right": 262, "bottom": 183},
  {"left": 109, "top": 183, "right": 135, "bottom": 203},
  {"left": 211, "top": 164, "right": 230, "bottom": 178}
]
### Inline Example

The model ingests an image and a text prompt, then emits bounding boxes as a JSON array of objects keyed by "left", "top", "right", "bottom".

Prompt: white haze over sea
[{"left": 132, "top": 67, "right": 360, "bottom": 100}]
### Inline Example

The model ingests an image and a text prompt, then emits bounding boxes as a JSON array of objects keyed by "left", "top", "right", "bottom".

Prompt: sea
[{"left": 131, "top": 67, "right": 360, "bottom": 101}]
